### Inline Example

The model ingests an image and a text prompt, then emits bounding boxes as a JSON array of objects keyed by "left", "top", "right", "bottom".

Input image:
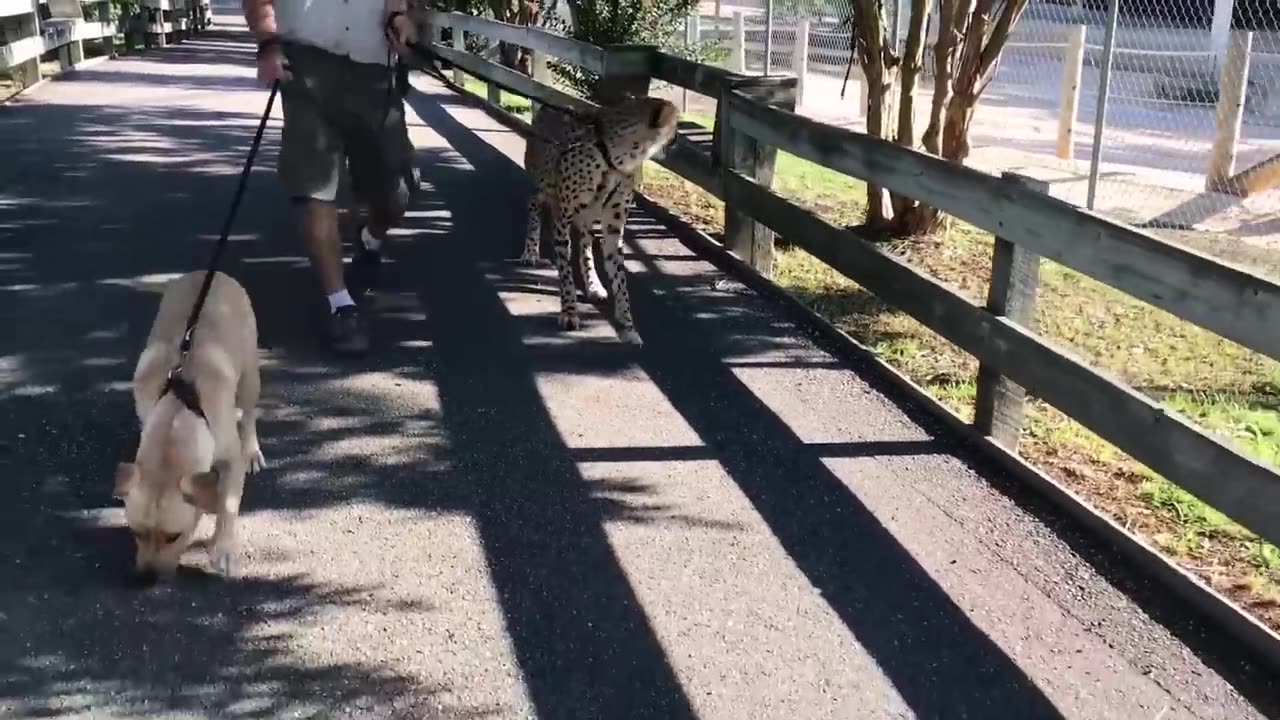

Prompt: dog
[{"left": 113, "top": 270, "right": 265, "bottom": 580}]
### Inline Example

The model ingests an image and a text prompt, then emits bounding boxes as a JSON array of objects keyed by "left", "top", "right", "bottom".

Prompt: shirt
[{"left": 273, "top": 0, "right": 391, "bottom": 66}]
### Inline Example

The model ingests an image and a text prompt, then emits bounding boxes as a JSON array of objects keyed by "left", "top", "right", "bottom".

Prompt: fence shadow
[
  {"left": 405, "top": 81, "right": 1077, "bottom": 719},
  {"left": 405, "top": 69, "right": 1280, "bottom": 718}
]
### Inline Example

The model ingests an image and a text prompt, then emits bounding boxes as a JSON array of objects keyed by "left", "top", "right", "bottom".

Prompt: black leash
[{"left": 161, "top": 78, "right": 280, "bottom": 422}]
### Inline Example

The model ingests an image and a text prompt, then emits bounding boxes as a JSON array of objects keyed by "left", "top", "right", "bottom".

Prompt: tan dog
[{"left": 114, "top": 270, "right": 265, "bottom": 580}]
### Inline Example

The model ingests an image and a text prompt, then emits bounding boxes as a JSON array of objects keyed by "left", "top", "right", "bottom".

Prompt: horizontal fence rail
[
  {"left": 719, "top": 92, "right": 1280, "bottom": 368},
  {"left": 429, "top": 10, "right": 606, "bottom": 74},
  {"left": 410, "top": 6, "right": 1280, "bottom": 586}
]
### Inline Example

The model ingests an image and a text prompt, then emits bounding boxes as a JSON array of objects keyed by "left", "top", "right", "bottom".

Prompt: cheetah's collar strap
[{"left": 590, "top": 118, "right": 624, "bottom": 175}]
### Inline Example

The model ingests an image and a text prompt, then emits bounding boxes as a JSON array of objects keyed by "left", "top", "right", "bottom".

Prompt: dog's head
[{"left": 113, "top": 410, "right": 223, "bottom": 579}]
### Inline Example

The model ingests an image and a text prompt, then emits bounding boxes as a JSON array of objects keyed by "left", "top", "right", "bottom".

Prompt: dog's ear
[
  {"left": 113, "top": 462, "right": 140, "bottom": 499},
  {"left": 179, "top": 460, "right": 228, "bottom": 514}
]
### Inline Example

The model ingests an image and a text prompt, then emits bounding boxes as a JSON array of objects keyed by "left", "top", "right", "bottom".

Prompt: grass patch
[
  {"left": 460, "top": 76, "right": 532, "bottom": 118},
  {"left": 448, "top": 72, "right": 1280, "bottom": 625}
]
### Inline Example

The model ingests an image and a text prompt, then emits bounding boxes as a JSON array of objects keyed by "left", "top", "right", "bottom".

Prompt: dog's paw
[
  {"left": 246, "top": 448, "right": 267, "bottom": 474},
  {"left": 619, "top": 328, "right": 643, "bottom": 346},
  {"left": 558, "top": 311, "right": 581, "bottom": 331},
  {"left": 210, "top": 541, "right": 240, "bottom": 578}
]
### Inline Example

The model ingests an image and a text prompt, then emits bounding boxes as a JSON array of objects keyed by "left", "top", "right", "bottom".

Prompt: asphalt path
[{"left": 0, "top": 24, "right": 1277, "bottom": 720}]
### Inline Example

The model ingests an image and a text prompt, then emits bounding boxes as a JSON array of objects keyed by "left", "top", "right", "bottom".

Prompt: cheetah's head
[{"left": 598, "top": 96, "right": 680, "bottom": 174}]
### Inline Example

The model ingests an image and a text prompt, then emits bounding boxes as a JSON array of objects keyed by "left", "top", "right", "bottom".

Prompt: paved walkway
[{"left": 0, "top": 25, "right": 1277, "bottom": 720}]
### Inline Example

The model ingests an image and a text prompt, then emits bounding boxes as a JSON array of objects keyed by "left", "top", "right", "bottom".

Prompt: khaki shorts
[{"left": 277, "top": 41, "right": 412, "bottom": 208}]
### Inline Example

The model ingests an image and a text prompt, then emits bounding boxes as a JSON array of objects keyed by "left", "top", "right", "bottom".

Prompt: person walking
[{"left": 241, "top": 0, "right": 418, "bottom": 355}]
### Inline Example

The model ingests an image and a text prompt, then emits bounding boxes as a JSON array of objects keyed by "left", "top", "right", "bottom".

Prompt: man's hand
[
  {"left": 385, "top": 12, "right": 418, "bottom": 58},
  {"left": 256, "top": 36, "right": 291, "bottom": 86}
]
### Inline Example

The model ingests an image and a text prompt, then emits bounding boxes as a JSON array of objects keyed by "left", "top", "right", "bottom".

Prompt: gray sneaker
[{"left": 330, "top": 304, "right": 369, "bottom": 355}]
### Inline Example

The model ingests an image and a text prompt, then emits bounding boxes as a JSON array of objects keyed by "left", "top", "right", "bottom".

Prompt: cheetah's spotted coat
[{"left": 520, "top": 96, "right": 679, "bottom": 345}]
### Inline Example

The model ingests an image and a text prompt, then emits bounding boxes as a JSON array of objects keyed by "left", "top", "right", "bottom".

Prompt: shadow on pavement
[
  {"left": 0, "top": 71, "right": 492, "bottom": 719},
  {"left": 405, "top": 77, "right": 1280, "bottom": 719},
  {"left": 405, "top": 85, "right": 1072, "bottom": 719}
]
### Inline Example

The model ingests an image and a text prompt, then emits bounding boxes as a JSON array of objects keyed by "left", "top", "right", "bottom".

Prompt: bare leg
[
  {"left": 298, "top": 199, "right": 346, "bottom": 295},
  {"left": 300, "top": 197, "right": 369, "bottom": 353},
  {"left": 366, "top": 181, "right": 407, "bottom": 240}
]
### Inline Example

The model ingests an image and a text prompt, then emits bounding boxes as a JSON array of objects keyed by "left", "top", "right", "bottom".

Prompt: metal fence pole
[
  {"left": 1086, "top": 0, "right": 1120, "bottom": 210},
  {"left": 764, "top": 0, "right": 774, "bottom": 75}
]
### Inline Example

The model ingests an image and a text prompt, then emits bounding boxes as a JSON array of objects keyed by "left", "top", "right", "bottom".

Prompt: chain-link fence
[{"left": 689, "top": 0, "right": 1280, "bottom": 251}]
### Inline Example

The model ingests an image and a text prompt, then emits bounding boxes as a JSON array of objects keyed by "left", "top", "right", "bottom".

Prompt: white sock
[
  {"left": 327, "top": 289, "right": 355, "bottom": 313},
  {"left": 361, "top": 226, "right": 383, "bottom": 253}
]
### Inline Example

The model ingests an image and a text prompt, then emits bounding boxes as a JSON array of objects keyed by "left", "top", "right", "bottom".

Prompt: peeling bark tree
[
  {"left": 850, "top": 0, "right": 1028, "bottom": 237},
  {"left": 850, "top": 0, "right": 900, "bottom": 227},
  {"left": 485, "top": 0, "right": 541, "bottom": 72}
]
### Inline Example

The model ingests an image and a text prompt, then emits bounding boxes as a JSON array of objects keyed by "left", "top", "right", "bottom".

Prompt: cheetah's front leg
[
  {"left": 551, "top": 207, "right": 581, "bottom": 331},
  {"left": 576, "top": 210, "right": 608, "bottom": 303},
  {"left": 599, "top": 180, "right": 642, "bottom": 345},
  {"left": 520, "top": 192, "right": 550, "bottom": 267}
]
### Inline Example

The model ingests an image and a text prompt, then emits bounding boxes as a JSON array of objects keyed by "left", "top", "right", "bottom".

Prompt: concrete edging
[{"left": 2, "top": 53, "right": 112, "bottom": 105}]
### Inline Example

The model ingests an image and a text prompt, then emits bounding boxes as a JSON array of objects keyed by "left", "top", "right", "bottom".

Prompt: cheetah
[{"left": 520, "top": 95, "right": 679, "bottom": 345}]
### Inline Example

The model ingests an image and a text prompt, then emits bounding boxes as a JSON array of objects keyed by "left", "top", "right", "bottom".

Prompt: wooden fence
[{"left": 412, "top": 9, "right": 1280, "bottom": 650}]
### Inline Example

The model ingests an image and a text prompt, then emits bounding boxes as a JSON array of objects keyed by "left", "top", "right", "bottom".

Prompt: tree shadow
[
  {"left": 406, "top": 70, "right": 1280, "bottom": 717},
  {"left": 0, "top": 67, "right": 497, "bottom": 719},
  {"left": 404, "top": 82, "right": 1077, "bottom": 719},
  {"left": 1, "top": 39, "right": 712, "bottom": 718}
]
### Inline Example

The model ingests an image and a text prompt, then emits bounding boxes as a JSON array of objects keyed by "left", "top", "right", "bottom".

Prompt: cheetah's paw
[
  {"left": 519, "top": 252, "right": 550, "bottom": 268},
  {"left": 583, "top": 282, "right": 608, "bottom": 302},
  {"left": 558, "top": 312, "right": 581, "bottom": 331}
]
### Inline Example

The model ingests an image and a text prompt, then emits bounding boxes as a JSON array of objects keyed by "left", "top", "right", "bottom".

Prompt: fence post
[
  {"left": 1086, "top": 0, "right": 1119, "bottom": 210},
  {"left": 717, "top": 79, "right": 799, "bottom": 277},
  {"left": 792, "top": 19, "right": 809, "bottom": 106},
  {"left": 488, "top": 68, "right": 503, "bottom": 105},
  {"left": 530, "top": 50, "right": 551, "bottom": 114},
  {"left": 452, "top": 22, "right": 465, "bottom": 85},
  {"left": 730, "top": 11, "right": 745, "bottom": 73},
  {"left": 683, "top": 12, "right": 699, "bottom": 111},
  {"left": 764, "top": 0, "right": 774, "bottom": 75},
  {"left": 1207, "top": 30, "right": 1253, "bottom": 192},
  {"left": 597, "top": 45, "right": 656, "bottom": 179},
  {"left": 581, "top": 45, "right": 655, "bottom": 273},
  {"left": 1056, "top": 24, "right": 1086, "bottom": 161},
  {"left": 974, "top": 172, "right": 1047, "bottom": 451},
  {"left": 597, "top": 45, "right": 654, "bottom": 102}
]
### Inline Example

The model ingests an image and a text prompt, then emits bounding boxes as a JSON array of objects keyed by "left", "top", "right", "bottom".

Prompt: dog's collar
[{"left": 161, "top": 369, "right": 208, "bottom": 424}]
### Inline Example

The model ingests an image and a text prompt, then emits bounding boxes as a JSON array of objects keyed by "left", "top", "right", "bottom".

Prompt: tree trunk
[
  {"left": 487, "top": 0, "right": 525, "bottom": 69},
  {"left": 853, "top": 0, "right": 898, "bottom": 228},
  {"left": 889, "top": 0, "right": 934, "bottom": 223},
  {"left": 921, "top": 0, "right": 958, "bottom": 157},
  {"left": 513, "top": 0, "right": 540, "bottom": 74},
  {"left": 896, "top": 0, "right": 1028, "bottom": 236}
]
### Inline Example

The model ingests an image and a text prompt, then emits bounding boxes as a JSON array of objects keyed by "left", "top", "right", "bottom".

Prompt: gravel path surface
[{"left": 0, "top": 26, "right": 1276, "bottom": 720}]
